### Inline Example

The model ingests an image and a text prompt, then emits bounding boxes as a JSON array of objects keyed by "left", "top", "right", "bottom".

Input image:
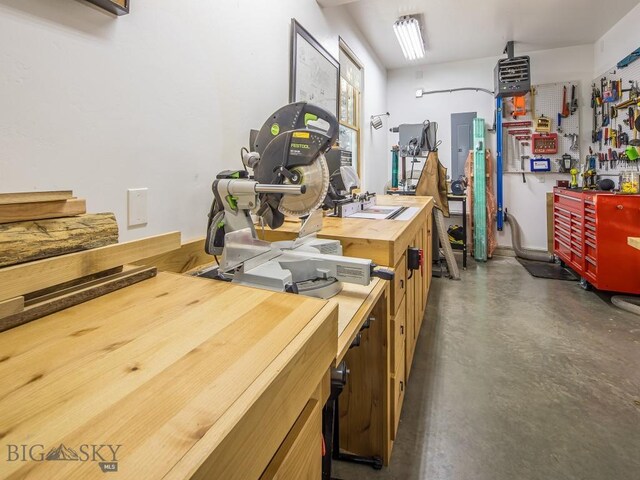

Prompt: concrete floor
[{"left": 334, "top": 256, "right": 640, "bottom": 480}]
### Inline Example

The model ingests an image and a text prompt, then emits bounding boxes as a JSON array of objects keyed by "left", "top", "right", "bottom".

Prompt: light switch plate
[{"left": 127, "top": 188, "right": 148, "bottom": 227}]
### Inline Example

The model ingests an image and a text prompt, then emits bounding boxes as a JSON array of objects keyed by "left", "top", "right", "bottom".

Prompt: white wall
[
  {"left": 0, "top": 0, "right": 387, "bottom": 241},
  {"left": 386, "top": 45, "right": 595, "bottom": 250},
  {"left": 594, "top": 3, "right": 640, "bottom": 77}
]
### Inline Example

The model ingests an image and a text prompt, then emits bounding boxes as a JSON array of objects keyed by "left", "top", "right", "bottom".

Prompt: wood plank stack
[
  {"left": 0, "top": 190, "right": 119, "bottom": 267},
  {"left": 0, "top": 232, "right": 181, "bottom": 332},
  {"left": 0, "top": 190, "right": 185, "bottom": 332}
]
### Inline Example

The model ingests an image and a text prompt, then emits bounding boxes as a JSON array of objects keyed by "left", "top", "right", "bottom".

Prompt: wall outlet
[{"left": 127, "top": 188, "right": 148, "bottom": 227}]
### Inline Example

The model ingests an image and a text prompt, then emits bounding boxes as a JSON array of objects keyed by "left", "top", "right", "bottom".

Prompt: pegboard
[
  {"left": 589, "top": 58, "right": 640, "bottom": 182},
  {"left": 503, "top": 81, "right": 581, "bottom": 174}
]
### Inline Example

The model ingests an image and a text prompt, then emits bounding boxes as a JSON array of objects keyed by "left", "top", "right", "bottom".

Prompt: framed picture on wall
[
  {"left": 290, "top": 19, "right": 340, "bottom": 117},
  {"left": 85, "top": 0, "right": 130, "bottom": 15}
]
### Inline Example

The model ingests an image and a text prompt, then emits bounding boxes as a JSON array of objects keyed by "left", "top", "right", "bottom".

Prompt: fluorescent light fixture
[{"left": 393, "top": 16, "right": 425, "bottom": 61}]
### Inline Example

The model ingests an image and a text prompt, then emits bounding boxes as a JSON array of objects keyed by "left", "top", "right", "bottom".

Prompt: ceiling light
[{"left": 393, "top": 16, "right": 425, "bottom": 61}]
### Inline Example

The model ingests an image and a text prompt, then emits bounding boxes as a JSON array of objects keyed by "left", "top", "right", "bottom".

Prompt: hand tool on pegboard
[
  {"left": 559, "top": 154, "right": 573, "bottom": 173},
  {"left": 557, "top": 113, "right": 565, "bottom": 134},
  {"left": 591, "top": 84, "right": 602, "bottom": 143},
  {"left": 598, "top": 152, "right": 606, "bottom": 170},
  {"left": 561, "top": 86, "right": 570, "bottom": 118},
  {"left": 519, "top": 141, "right": 529, "bottom": 183},
  {"left": 610, "top": 128, "right": 617, "bottom": 149},
  {"left": 536, "top": 115, "right": 551, "bottom": 133},
  {"left": 603, "top": 79, "right": 620, "bottom": 103},
  {"left": 601, "top": 77, "right": 608, "bottom": 126},
  {"left": 597, "top": 129, "right": 603, "bottom": 150},
  {"left": 570, "top": 84, "right": 578, "bottom": 115},
  {"left": 564, "top": 133, "right": 579, "bottom": 152},
  {"left": 622, "top": 80, "right": 640, "bottom": 99},
  {"left": 530, "top": 87, "right": 537, "bottom": 119},
  {"left": 511, "top": 96, "right": 527, "bottom": 119},
  {"left": 632, "top": 108, "right": 640, "bottom": 146},
  {"left": 503, "top": 121, "right": 532, "bottom": 128}
]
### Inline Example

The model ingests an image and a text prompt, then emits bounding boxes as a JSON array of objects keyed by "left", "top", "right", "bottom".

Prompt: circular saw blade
[{"left": 278, "top": 155, "right": 330, "bottom": 218}]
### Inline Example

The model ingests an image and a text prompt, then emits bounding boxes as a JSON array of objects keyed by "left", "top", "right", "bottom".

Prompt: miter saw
[{"left": 201, "top": 102, "right": 393, "bottom": 298}]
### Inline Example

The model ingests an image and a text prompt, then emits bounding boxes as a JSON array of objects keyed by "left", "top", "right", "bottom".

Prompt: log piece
[{"left": 0, "top": 213, "right": 119, "bottom": 268}]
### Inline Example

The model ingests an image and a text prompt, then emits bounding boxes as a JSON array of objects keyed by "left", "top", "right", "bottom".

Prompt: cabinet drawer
[
  {"left": 391, "top": 296, "right": 406, "bottom": 376},
  {"left": 260, "top": 399, "right": 322, "bottom": 480},
  {"left": 392, "top": 253, "right": 407, "bottom": 316},
  {"left": 390, "top": 358, "right": 406, "bottom": 441}
]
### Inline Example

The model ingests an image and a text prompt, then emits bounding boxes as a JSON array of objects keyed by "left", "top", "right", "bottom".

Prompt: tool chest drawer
[
  {"left": 554, "top": 189, "right": 584, "bottom": 213},
  {"left": 553, "top": 188, "right": 640, "bottom": 295}
]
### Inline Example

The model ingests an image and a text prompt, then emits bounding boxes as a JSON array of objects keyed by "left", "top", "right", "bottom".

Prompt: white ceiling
[{"left": 341, "top": 0, "right": 640, "bottom": 69}]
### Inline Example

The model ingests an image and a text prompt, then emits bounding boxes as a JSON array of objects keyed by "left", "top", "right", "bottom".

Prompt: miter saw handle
[
  {"left": 371, "top": 265, "right": 395, "bottom": 281},
  {"left": 297, "top": 102, "right": 340, "bottom": 142},
  {"left": 253, "top": 102, "right": 339, "bottom": 155}
]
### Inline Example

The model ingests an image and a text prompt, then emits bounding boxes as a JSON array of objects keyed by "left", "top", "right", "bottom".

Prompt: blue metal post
[{"left": 496, "top": 96, "right": 504, "bottom": 231}]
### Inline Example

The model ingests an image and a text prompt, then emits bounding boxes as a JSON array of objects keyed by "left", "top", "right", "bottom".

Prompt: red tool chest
[{"left": 553, "top": 188, "right": 640, "bottom": 294}]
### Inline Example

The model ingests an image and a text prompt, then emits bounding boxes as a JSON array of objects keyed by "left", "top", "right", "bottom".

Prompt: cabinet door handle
[
  {"left": 400, "top": 325, "right": 404, "bottom": 335},
  {"left": 400, "top": 279, "right": 404, "bottom": 289},
  {"left": 400, "top": 381, "right": 404, "bottom": 392}
]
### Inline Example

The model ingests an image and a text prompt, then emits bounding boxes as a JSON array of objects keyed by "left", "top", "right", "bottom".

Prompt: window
[{"left": 338, "top": 40, "right": 363, "bottom": 178}]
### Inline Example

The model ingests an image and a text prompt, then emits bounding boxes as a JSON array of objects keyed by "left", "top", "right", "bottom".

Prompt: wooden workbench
[
  {"left": 258, "top": 195, "right": 435, "bottom": 464},
  {"left": 0, "top": 273, "right": 338, "bottom": 480},
  {"left": 259, "top": 196, "right": 433, "bottom": 267}
]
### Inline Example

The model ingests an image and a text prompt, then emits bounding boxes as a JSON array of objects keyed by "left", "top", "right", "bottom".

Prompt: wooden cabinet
[
  {"left": 391, "top": 296, "right": 406, "bottom": 376},
  {"left": 257, "top": 196, "right": 434, "bottom": 465},
  {"left": 390, "top": 358, "right": 406, "bottom": 441},
  {"left": 392, "top": 252, "right": 407, "bottom": 314},
  {"left": 261, "top": 399, "right": 322, "bottom": 480},
  {"left": 0, "top": 273, "right": 338, "bottom": 480}
]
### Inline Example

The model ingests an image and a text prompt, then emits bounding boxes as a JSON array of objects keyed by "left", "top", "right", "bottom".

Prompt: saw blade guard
[{"left": 250, "top": 102, "right": 339, "bottom": 228}]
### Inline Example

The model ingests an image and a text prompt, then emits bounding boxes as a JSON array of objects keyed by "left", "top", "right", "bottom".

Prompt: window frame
[{"left": 338, "top": 38, "right": 364, "bottom": 180}]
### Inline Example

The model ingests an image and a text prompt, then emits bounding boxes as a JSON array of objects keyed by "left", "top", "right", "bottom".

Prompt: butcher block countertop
[
  {"left": 0, "top": 273, "right": 338, "bottom": 480},
  {"left": 258, "top": 195, "right": 434, "bottom": 267}
]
